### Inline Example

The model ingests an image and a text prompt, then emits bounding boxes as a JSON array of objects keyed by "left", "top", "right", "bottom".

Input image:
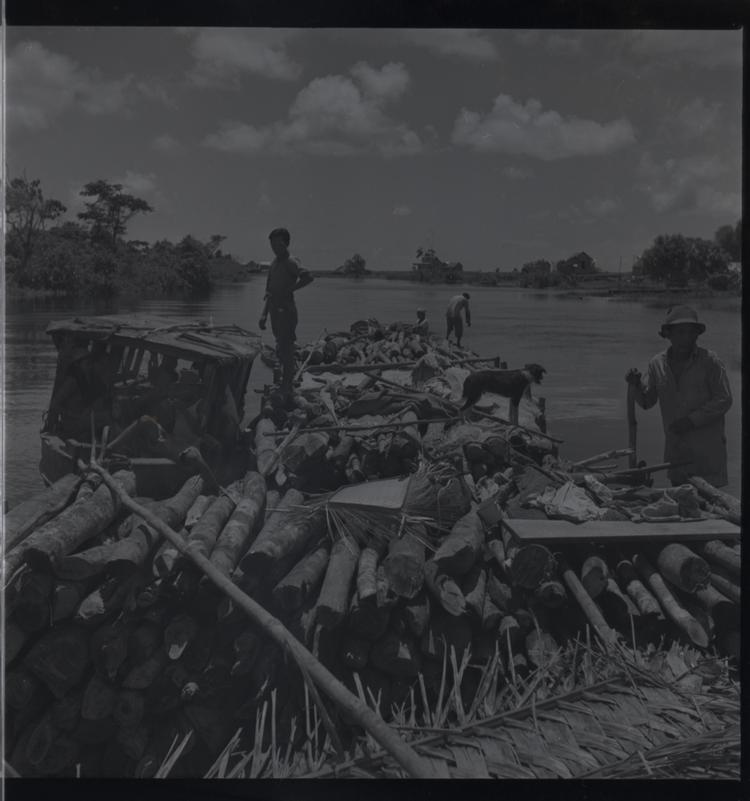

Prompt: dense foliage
[
  {"left": 5, "top": 176, "right": 66, "bottom": 278},
  {"left": 336, "top": 253, "right": 368, "bottom": 276},
  {"left": 713, "top": 219, "right": 741, "bottom": 262},
  {"left": 634, "top": 233, "right": 731, "bottom": 286},
  {"left": 6, "top": 177, "right": 214, "bottom": 297},
  {"left": 518, "top": 259, "right": 561, "bottom": 288},
  {"left": 77, "top": 180, "right": 154, "bottom": 248}
]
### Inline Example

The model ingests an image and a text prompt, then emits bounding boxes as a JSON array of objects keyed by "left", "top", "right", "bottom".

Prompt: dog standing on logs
[{"left": 461, "top": 364, "right": 547, "bottom": 425}]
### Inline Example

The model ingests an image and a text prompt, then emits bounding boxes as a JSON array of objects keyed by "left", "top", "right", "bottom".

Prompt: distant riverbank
[
  {"left": 309, "top": 269, "right": 742, "bottom": 309},
  {"left": 7, "top": 266, "right": 740, "bottom": 313}
]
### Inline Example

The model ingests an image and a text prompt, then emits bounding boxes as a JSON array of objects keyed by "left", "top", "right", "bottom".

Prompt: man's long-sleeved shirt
[
  {"left": 446, "top": 294, "right": 470, "bottom": 324},
  {"left": 632, "top": 345, "right": 732, "bottom": 487}
]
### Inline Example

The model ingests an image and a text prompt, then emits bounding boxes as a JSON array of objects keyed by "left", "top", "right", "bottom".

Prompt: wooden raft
[{"left": 504, "top": 518, "right": 741, "bottom": 543}]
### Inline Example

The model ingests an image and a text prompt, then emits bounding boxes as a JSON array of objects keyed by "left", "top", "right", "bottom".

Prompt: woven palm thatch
[
  {"left": 309, "top": 460, "right": 472, "bottom": 550},
  {"left": 295, "top": 652, "right": 740, "bottom": 780}
]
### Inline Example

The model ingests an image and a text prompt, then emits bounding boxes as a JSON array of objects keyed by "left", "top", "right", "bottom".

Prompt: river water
[{"left": 3, "top": 277, "right": 742, "bottom": 508}]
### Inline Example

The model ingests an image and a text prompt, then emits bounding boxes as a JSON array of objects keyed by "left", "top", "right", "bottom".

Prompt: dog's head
[{"left": 524, "top": 363, "right": 547, "bottom": 384}]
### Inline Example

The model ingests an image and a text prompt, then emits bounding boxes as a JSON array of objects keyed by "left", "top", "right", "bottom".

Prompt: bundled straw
[{"left": 306, "top": 460, "right": 472, "bottom": 553}]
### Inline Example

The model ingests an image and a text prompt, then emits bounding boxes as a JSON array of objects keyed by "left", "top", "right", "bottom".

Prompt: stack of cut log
[
  {"left": 294, "top": 319, "right": 464, "bottom": 369},
  {"left": 6, "top": 457, "right": 739, "bottom": 779},
  {"left": 4, "top": 322, "right": 742, "bottom": 779},
  {"left": 256, "top": 503, "right": 741, "bottom": 722},
  {"left": 4, "top": 469, "right": 276, "bottom": 778},
  {"left": 257, "top": 330, "right": 542, "bottom": 493}
]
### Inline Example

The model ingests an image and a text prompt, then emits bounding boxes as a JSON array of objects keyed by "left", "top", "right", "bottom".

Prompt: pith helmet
[{"left": 659, "top": 305, "right": 706, "bottom": 338}]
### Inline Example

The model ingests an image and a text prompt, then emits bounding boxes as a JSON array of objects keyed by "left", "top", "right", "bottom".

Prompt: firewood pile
[{"left": 4, "top": 318, "right": 741, "bottom": 779}]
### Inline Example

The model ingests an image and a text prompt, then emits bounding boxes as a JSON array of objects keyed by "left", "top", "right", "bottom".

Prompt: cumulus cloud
[
  {"left": 674, "top": 98, "right": 722, "bottom": 139},
  {"left": 184, "top": 28, "right": 302, "bottom": 86},
  {"left": 546, "top": 33, "right": 583, "bottom": 53},
  {"left": 204, "top": 62, "right": 422, "bottom": 157},
  {"left": 392, "top": 205, "right": 412, "bottom": 216},
  {"left": 452, "top": 94, "right": 635, "bottom": 160},
  {"left": 118, "top": 171, "right": 159, "bottom": 199},
  {"left": 584, "top": 197, "right": 619, "bottom": 217},
  {"left": 152, "top": 133, "right": 185, "bottom": 155},
  {"left": 627, "top": 30, "right": 742, "bottom": 69},
  {"left": 350, "top": 61, "right": 410, "bottom": 101},
  {"left": 558, "top": 197, "right": 620, "bottom": 225},
  {"left": 514, "top": 31, "right": 582, "bottom": 53},
  {"left": 514, "top": 31, "right": 541, "bottom": 47},
  {"left": 636, "top": 152, "right": 738, "bottom": 215},
  {"left": 398, "top": 29, "right": 499, "bottom": 62},
  {"left": 502, "top": 166, "right": 532, "bottom": 180},
  {"left": 117, "top": 170, "right": 171, "bottom": 215},
  {"left": 136, "top": 80, "right": 180, "bottom": 108},
  {"left": 7, "top": 41, "right": 133, "bottom": 131},
  {"left": 690, "top": 186, "right": 742, "bottom": 218}
]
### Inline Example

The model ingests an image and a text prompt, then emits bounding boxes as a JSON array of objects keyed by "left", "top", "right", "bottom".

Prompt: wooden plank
[{"left": 504, "top": 518, "right": 740, "bottom": 543}]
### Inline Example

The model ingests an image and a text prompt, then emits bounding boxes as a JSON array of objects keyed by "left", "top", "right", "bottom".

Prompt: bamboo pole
[
  {"left": 271, "top": 415, "right": 461, "bottom": 438},
  {"left": 257, "top": 421, "right": 302, "bottom": 476},
  {"left": 626, "top": 385, "right": 637, "bottom": 469},
  {"left": 303, "top": 354, "right": 500, "bottom": 375},
  {"left": 294, "top": 329, "right": 327, "bottom": 382},
  {"left": 592, "top": 460, "right": 690, "bottom": 483},
  {"left": 572, "top": 449, "right": 633, "bottom": 469},
  {"left": 86, "top": 459, "right": 433, "bottom": 779},
  {"left": 364, "top": 370, "right": 564, "bottom": 444}
]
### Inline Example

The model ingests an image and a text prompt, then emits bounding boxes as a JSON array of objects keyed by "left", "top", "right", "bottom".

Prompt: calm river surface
[{"left": 3, "top": 278, "right": 742, "bottom": 508}]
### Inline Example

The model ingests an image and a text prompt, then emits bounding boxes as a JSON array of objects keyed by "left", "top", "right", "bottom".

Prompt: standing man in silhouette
[
  {"left": 625, "top": 305, "right": 732, "bottom": 487},
  {"left": 258, "top": 228, "right": 313, "bottom": 399},
  {"left": 445, "top": 292, "right": 471, "bottom": 347}
]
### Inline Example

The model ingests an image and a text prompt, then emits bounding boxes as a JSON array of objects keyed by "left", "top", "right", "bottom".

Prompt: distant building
[
  {"left": 412, "top": 248, "right": 463, "bottom": 283},
  {"left": 521, "top": 260, "right": 552, "bottom": 275}
]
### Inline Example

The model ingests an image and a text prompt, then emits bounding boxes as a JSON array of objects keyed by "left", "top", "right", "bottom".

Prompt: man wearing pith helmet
[{"left": 625, "top": 305, "right": 733, "bottom": 487}]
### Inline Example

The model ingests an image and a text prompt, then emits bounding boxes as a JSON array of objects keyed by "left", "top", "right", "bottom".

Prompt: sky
[{"left": 4, "top": 27, "right": 743, "bottom": 272}]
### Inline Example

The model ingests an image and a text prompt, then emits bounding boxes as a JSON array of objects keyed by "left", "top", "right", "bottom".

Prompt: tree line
[
  {"left": 5, "top": 176, "right": 227, "bottom": 297},
  {"left": 633, "top": 223, "right": 741, "bottom": 288},
  {"left": 7, "top": 175, "right": 740, "bottom": 296},
  {"left": 517, "top": 224, "right": 741, "bottom": 290}
]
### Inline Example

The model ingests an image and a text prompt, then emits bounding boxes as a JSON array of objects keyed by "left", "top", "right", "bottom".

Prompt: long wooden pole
[
  {"left": 572, "top": 448, "right": 634, "bottom": 469},
  {"left": 294, "top": 329, "right": 327, "bottom": 382},
  {"left": 258, "top": 422, "right": 301, "bottom": 475},
  {"left": 596, "top": 460, "right": 689, "bottom": 482},
  {"left": 271, "top": 415, "right": 461, "bottom": 438},
  {"left": 626, "top": 385, "right": 638, "bottom": 469},
  {"left": 363, "top": 371, "right": 564, "bottom": 444},
  {"left": 86, "top": 460, "right": 433, "bottom": 779},
  {"left": 303, "top": 354, "right": 500, "bottom": 375}
]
